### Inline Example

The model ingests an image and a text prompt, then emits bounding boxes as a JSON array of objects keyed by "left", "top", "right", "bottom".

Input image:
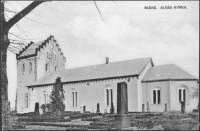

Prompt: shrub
[{"left": 110, "top": 102, "right": 115, "bottom": 114}]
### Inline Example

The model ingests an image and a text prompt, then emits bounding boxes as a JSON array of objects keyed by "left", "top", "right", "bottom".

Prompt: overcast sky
[{"left": 6, "top": 1, "right": 199, "bottom": 108}]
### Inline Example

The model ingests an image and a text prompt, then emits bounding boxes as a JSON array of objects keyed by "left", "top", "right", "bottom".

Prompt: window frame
[
  {"left": 105, "top": 85, "right": 113, "bottom": 107},
  {"left": 152, "top": 88, "right": 161, "bottom": 105},
  {"left": 70, "top": 90, "right": 77, "bottom": 107},
  {"left": 179, "top": 87, "right": 187, "bottom": 104}
]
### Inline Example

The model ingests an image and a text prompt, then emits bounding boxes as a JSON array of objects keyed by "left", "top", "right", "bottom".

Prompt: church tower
[{"left": 16, "top": 35, "right": 66, "bottom": 113}]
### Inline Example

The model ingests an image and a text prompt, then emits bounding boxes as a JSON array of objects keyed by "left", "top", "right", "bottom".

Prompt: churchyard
[
  {"left": 10, "top": 111, "right": 199, "bottom": 130},
  {"left": 10, "top": 82, "right": 199, "bottom": 130}
]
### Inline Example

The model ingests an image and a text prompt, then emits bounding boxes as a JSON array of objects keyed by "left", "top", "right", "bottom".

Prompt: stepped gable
[
  {"left": 16, "top": 35, "right": 66, "bottom": 61},
  {"left": 28, "top": 57, "right": 153, "bottom": 87},
  {"left": 142, "top": 64, "right": 198, "bottom": 82}
]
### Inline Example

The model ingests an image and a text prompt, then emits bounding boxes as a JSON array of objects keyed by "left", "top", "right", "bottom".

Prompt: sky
[{"left": 5, "top": 1, "right": 199, "bottom": 108}]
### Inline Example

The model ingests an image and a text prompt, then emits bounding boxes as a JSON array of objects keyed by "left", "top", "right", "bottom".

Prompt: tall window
[
  {"left": 153, "top": 90, "right": 156, "bottom": 104},
  {"left": 179, "top": 88, "right": 186, "bottom": 103},
  {"left": 29, "top": 62, "right": 32, "bottom": 73},
  {"left": 152, "top": 88, "right": 161, "bottom": 104},
  {"left": 47, "top": 50, "right": 52, "bottom": 59},
  {"left": 111, "top": 89, "right": 113, "bottom": 104},
  {"left": 53, "top": 52, "right": 57, "bottom": 60},
  {"left": 44, "top": 94, "right": 48, "bottom": 104},
  {"left": 25, "top": 93, "right": 28, "bottom": 108},
  {"left": 107, "top": 89, "right": 109, "bottom": 106},
  {"left": 158, "top": 90, "right": 160, "bottom": 104},
  {"left": 71, "top": 90, "right": 77, "bottom": 107},
  {"left": 105, "top": 86, "right": 113, "bottom": 106}
]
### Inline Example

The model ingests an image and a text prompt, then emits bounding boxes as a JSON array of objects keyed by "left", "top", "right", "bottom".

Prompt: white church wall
[
  {"left": 137, "top": 61, "right": 153, "bottom": 112},
  {"left": 17, "top": 57, "right": 37, "bottom": 113},
  {"left": 170, "top": 80, "right": 199, "bottom": 112},
  {"left": 29, "top": 85, "right": 53, "bottom": 113},
  {"left": 63, "top": 76, "right": 139, "bottom": 113},
  {"left": 143, "top": 81, "right": 170, "bottom": 112}
]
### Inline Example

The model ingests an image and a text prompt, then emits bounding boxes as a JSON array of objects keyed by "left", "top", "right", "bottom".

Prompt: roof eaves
[
  {"left": 17, "top": 54, "right": 37, "bottom": 60},
  {"left": 142, "top": 78, "right": 198, "bottom": 83},
  {"left": 28, "top": 74, "right": 139, "bottom": 88},
  {"left": 27, "top": 83, "right": 54, "bottom": 88}
]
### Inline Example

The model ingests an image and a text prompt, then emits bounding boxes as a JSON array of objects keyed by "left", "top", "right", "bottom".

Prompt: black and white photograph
[{"left": 1, "top": 0, "right": 199, "bottom": 130}]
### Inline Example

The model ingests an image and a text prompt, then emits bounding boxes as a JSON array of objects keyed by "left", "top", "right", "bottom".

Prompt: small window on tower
[
  {"left": 29, "top": 62, "right": 32, "bottom": 74},
  {"left": 22, "top": 64, "right": 25, "bottom": 74},
  {"left": 53, "top": 52, "right": 57, "bottom": 60}
]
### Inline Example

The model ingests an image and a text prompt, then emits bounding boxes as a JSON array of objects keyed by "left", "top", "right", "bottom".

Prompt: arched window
[
  {"left": 105, "top": 85, "right": 113, "bottom": 106},
  {"left": 47, "top": 50, "right": 51, "bottom": 59},
  {"left": 70, "top": 89, "right": 77, "bottom": 107},
  {"left": 22, "top": 64, "right": 25, "bottom": 73},
  {"left": 53, "top": 52, "right": 57, "bottom": 60},
  {"left": 43, "top": 91, "right": 48, "bottom": 104},
  {"left": 179, "top": 88, "right": 187, "bottom": 103},
  {"left": 29, "top": 62, "right": 32, "bottom": 73},
  {"left": 25, "top": 93, "right": 28, "bottom": 108},
  {"left": 152, "top": 88, "right": 161, "bottom": 104}
]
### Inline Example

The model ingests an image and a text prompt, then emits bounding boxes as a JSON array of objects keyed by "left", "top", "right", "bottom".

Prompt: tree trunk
[
  {"left": 1, "top": 1, "right": 12, "bottom": 130},
  {"left": 1, "top": 32, "right": 12, "bottom": 130},
  {"left": 1, "top": 1, "right": 46, "bottom": 129}
]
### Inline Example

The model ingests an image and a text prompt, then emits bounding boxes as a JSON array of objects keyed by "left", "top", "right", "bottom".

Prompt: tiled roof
[
  {"left": 16, "top": 35, "right": 65, "bottom": 60},
  {"left": 28, "top": 57, "right": 153, "bottom": 87},
  {"left": 142, "top": 64, "right": 197, "bottom": 82},
  {"left": 17, "top": 41, "right": 43, "bottom": 58}
]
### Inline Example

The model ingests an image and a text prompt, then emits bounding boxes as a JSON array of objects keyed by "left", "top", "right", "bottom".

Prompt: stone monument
[
  {"left": 114, "top": 82, "right": 130, "bottom": 130},
  {"left": 96, "top": 103, "right": 100, "bottom": 113},
  {"left": 35, "top": 102, "right": 39, "bottom": 113},
  {"left": 181, "top": 101, "right": 185, "bottom": 113}
]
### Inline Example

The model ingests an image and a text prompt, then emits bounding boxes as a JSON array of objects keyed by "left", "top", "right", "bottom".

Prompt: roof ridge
[{"left": 64, "top": 57, "right": 152, "bottom": 70}]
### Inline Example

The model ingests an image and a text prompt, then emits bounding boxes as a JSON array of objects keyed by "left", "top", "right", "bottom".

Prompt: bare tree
[
  {"left": 1, "top": 1, "right": 46, "bottom": 129},
  {"left": 1, "top": 1, "right": 105, "bottom": 129}
]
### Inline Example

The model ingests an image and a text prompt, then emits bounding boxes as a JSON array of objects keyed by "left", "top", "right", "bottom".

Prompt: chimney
[{"left": 106, "top": 57, "right": 109, "bottom": 64}]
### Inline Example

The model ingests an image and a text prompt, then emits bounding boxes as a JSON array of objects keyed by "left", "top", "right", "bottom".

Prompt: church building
[{"left": 16, "top": 35, "right": 199, "bottom": 114}]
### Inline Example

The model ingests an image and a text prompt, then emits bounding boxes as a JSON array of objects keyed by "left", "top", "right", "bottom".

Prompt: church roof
[
  {"left": 17, "top": 41, "right": 43, "bottom": 58},
  {"left": 142, "top": 64, "right": 197, "bottom": 82},
  {"left": 28, "top": 57, "right": 153, "bottom": 87},
  {"left": 16, "top": 35, "right": 65, "bottom": 60}
]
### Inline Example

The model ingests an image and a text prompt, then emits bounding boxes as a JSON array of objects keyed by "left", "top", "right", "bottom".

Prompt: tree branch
[
  {"left": 94, "top": 1, "right": 104, "bottom": 22},
  {"left": 5, "top": 1, "right": 46, "bottom": 31}
]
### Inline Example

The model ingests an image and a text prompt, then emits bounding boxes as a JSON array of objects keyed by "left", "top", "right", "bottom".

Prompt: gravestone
[
  {"left": 96, "top": 103, "right": 100, "bottom": 113},
  {"left": 142, "top": 104, "right": 145, "bottom": 112},
  {"left": 147, "top": 102, "right": 150, "bottom": 112},
  {"left": 35, "top": 102, "right": 39, "bottom": 113},
  {"left": 181, "top": 101, "right": 185, "bottom": 113},
  {"left": 83, "top": 106, "right": 86, "bottom": 113},
  {"left": 114, "top": 82, "right": 130, "bottom": 130},
  {"left": 165, "top": 103, "right": 167, "bottom": 112}
]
